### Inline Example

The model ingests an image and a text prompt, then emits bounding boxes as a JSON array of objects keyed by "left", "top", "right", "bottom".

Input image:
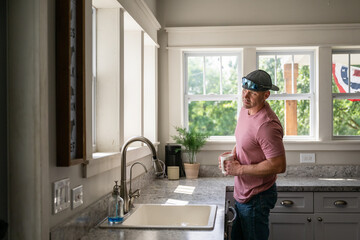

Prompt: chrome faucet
[{"left": 120, "top": 136, "right": 165, "bottom": 213}]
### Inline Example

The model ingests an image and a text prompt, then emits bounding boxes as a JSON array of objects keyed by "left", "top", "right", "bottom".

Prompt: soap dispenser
[{"left": 108, "top": 181, "right": 124, "bottom": 224}]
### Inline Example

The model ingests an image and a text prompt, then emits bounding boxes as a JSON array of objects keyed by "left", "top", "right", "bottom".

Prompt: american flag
[{"left": 332, "top": 64, "right": 360, "bottom": 101}]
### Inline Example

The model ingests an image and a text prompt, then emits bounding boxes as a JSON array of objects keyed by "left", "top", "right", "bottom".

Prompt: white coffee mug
[{"left": 220, "top": 152, "right": 234, "bottom": 174}]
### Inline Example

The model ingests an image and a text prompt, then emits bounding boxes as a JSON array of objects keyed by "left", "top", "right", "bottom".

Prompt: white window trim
[
  {"left": 91, "top": 6, "right": 97, "bottom": 153},
  {"left": 183, "top": 51, "right": 242, "bottom": 134},
  {"left": 84, "top": 142, "right": 159, "bottom": 178}
]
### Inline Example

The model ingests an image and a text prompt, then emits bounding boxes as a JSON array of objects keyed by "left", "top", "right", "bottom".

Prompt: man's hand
[
  {"left": 224, "top": 159, "right": 242, "bottom": 176},
  {"left": 225, "top": 155, "right": 286, "bottom": 177}
]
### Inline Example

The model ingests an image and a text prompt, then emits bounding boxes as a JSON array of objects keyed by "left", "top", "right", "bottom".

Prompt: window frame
[
  {"left": 91, "top": 6, "right": 97, "bottom": 152},
  {"left": 331, "top": 49, "right": 360, "bottom": 140},
  {"left": 256, "top": 50, "right": 316, "bottom": 140},
  {"left": 183, "top": 51, "right": 242, "bottom": 139}
]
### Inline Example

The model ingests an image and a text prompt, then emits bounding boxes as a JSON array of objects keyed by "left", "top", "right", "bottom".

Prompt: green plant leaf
[{"left": 171, "top": 126, "right": 208, "bottom": 164}]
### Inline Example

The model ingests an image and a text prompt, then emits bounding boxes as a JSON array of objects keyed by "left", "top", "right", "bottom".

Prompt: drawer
[
  {"left": 314, "top": 192, "right": 360, "bottom": 213},
  {"left": 271, "top": 192, "right": 313, "bottom": 213}
]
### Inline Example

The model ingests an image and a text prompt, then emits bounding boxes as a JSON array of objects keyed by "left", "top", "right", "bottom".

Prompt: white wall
[
  {"left": 157, "top": 0, "right": 360, "bottom": 166},
  {"left": 157, "top": 0, "right": 360, "bottom": 27}
]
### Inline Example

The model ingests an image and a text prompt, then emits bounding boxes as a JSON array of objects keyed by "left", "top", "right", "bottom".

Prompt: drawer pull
[
  {"left": 280, "top": 200, "right": 294, "bottom": 207},
  {"left": 317, "top": 217, "right": 323, "bottom": 222},
  {"left": 227, "top": 206, "right": 237, "bottom": 224},
  {"left": 334, "top": 200, "right": 347, "bottom": 207},
  {"left": 307, "top": 217, "right": 312, "bottom": 222}
]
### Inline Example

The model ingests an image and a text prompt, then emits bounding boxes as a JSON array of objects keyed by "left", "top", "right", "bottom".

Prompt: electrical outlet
[
  {"left": 72, "top": 185, "right": 83, "bottom": 209},
  {"left": 53, "top": 178, "right": 70, "bottom": 214},
  {"left": 300, "top": 153, "right": 316, "bottom": 163}
]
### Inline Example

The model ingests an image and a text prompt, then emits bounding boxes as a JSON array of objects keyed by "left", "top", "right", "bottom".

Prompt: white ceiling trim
[{"left": 135, "top": 0, "right": 161, "bottom": 31}]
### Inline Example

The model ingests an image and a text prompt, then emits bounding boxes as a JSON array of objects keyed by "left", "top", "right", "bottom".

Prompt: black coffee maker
[{"left": 165, "top": 144, "right": 185, "bottom": 177}]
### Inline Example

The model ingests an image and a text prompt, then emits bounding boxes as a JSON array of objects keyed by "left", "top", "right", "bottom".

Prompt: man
[{"left": 222, "top": 69, "right": 286, "bottom": 240}]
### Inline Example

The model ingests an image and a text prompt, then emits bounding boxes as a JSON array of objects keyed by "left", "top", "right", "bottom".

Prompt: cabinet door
[
  {"left": 315, "top": 213, "right": 360, "bottom": 240},
  {"left": 269, "top": 213, "right": 313, "bottom": 240}
]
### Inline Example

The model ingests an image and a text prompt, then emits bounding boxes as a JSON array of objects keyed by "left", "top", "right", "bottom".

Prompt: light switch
[
  {"left": 53, "top": 178, "right": 70, "bottom": 214},
  {"left": 72, "top": 185, "right": 83, "bottom": 209},
  {"left": 300, "top": 153, "right": 316, "bottom": 163}
]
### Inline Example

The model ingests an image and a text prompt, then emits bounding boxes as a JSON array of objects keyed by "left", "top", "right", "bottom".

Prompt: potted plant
[{"left": 172, "top": 126, "right": 208, "bottom": 179}]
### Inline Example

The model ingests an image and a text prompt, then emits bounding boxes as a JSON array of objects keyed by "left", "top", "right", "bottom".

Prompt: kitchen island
[{"left": 81, "top": 176, "right": 360, "bottom": 240}]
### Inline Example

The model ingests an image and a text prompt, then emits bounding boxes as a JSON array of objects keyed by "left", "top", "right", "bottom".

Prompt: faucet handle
[
  {"left": 129, "top": 189, "right": 141, "bottom": 209},
  {"left": 129, "top": 189, "right": 141, "bottom": 199}
]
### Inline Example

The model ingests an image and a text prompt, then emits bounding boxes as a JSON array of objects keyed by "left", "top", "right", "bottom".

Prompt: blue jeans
[{"left": 231, "top": 184, "right": 277, "bottom": 240}]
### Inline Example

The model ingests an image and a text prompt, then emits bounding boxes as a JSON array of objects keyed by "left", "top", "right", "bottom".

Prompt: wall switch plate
[
  {"left": 53, "top": 178, "right": 70, "bottom": 214},
  {"left": 300, "top": 153, "right": 316, "bottom": 163},
  {"left": 72, "top": 185, "right": 83, "bottom": 209}
]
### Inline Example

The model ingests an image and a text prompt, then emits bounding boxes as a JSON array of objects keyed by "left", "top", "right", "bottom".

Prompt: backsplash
[
  {"left": 199, "top": 164, "right": 360, "bottom": 178},
  {"left": 280, "top": 164, "right": 360, "bottom": 178}
]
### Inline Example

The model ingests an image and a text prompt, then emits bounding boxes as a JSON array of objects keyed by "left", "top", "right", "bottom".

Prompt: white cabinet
[{"left": 269, "top": 192, "right": 360, "bottom": 240}]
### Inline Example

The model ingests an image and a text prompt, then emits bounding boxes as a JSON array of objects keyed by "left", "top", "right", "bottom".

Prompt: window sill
[
  {"left": 199, "top": 139, "right": 360, "bottom": 152},
  {"left": 83, "top": 142, "right": 160, "bottom": 178}
]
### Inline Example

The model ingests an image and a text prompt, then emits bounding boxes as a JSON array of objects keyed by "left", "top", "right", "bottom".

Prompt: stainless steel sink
[{"left": 99, "top": 204, "right": 217, "bottom": 230}]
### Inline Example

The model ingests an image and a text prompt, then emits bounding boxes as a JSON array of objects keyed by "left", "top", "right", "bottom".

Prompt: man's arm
[{"left": 225, "top": 154, "right": 286, "bottom": 177}]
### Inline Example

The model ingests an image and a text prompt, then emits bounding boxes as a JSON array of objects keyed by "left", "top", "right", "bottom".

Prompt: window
[
  {"left": 332, "top": 50, "right": 360, "bottom": 137},
  {"left": 257, "top": 51, "right": 315, "bottom": 139},
  {"left": 87, "top": 1, "right": 160, "bottom": 177},
  {"left": 184, "top": 52, "right": 241, "bottom": 137},
  {"left": 91, "top": 2, "right": 159, "bottom": 154}
]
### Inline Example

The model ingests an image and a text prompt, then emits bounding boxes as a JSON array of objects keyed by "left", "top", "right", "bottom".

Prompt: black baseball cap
[{"left": 242, "top": 69, "right": 279, "bottom": 91}]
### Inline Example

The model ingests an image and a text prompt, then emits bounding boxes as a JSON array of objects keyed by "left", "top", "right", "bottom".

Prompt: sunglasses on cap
[{"left": 242, "top": 78, "right": 271, "bottom": 91}]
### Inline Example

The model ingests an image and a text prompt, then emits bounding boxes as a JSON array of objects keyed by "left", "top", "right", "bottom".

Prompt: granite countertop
[
  {"left": 276, "top": 176, "right": 360, "bottom": 192},
  {"left": 81, "top": 176, "right": 360, "bottom": 240},
  {"left": 82, "top": 177, "right": 234, "bottom": 240}
]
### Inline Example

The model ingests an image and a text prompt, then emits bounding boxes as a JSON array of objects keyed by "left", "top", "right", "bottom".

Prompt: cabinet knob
[
  {"left": 280, "top": 200, "right": 294, "bottom": 207},
  {"left": 317, "top": 217, "right": 323, "bottom": 222},
  {"left": 307, "top": 217, "right": 312, "bottom": 222},
  {"left": 334, "top": 200, "right": 347, "bottom": 207}
]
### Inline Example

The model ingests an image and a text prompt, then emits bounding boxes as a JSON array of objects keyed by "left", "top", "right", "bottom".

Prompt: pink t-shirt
[{"left": 234, "top": 102, "right": 285, "bottom": 203}]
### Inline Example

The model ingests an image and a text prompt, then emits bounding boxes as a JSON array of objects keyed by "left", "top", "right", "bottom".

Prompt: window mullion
[
  {"left": 268, "top": 93, "right": 311, "bottom": 101},
  {"left": 186, "top": 94, "right": 238, "bottom": 101},
  {"left": 220, "top": 56, "right": 223, "bottom": 95},
  {"left": 275, "top": 55, "right": 278, "bottom": 88},
  {"left": 292, "top": 55, "right": 295, "bottom": 94},
  {"left": 203, "top": 56, "right": 206, "bottom": 95}
]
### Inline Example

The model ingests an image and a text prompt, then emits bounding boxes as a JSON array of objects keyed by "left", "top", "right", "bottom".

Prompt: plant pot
[{"left": 184, "top": 163, "right": 200, "bottom": 179}]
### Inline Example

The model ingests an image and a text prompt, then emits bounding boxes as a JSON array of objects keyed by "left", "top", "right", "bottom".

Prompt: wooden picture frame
[{"left": 55, "top": 0, "right": 86, "bottom": 166}]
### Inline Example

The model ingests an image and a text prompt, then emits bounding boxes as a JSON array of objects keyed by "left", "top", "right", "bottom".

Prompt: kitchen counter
[
  {"left": 81, "top": 176, "right": 360, "bottom": 240},
  {"left": 82, "top": 177, "right": 233, "bottom": 240}
]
